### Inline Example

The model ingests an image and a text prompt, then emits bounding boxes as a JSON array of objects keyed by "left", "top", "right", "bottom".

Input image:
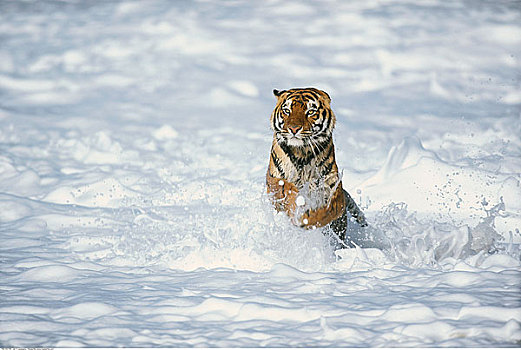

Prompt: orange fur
[{"left": 266, "top": 171, "right": 346, "bottom": 228}]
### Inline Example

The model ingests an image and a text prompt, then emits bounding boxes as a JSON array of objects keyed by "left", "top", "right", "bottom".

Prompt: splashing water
[
  {"left": 64, "top": 188, "right": 518, "bottom": 274},
  {"left": 358, "top": 199, "right": 517, "bottom": 268}
]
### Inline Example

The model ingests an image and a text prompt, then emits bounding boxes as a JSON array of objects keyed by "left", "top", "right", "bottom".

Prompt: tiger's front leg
[
  {"left": 267, "top": 172, "right": 346, "bottom": 231},
  {"left": 266, "top": 173, "right": 299, "bottom": 215},
  {"left": 295, "top": 183, "right": 346, "bottom": 229}
]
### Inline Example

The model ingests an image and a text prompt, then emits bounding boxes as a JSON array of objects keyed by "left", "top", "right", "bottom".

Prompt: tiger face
[{"left": 270, "top": 87, "right": 336, "bottom": 147}]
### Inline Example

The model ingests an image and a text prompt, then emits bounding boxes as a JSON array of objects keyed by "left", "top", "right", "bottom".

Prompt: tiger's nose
[{"left": 288, "top": 125, "right": 302, "bottom": 135}]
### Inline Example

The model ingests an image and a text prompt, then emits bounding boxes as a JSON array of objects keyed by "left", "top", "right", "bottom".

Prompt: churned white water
[{"left": 1, "top": 0, "right": 520, "bottom": 347}]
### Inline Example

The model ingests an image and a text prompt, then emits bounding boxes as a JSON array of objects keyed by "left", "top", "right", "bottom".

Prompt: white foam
[{"left": 152, "top": 125, "right": 179, "bottom": 140}]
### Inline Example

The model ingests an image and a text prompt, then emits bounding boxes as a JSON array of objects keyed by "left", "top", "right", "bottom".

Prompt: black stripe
[
  {"left": 304, "top": 90, "right": 320, "bottom": 100},
  {"left": 317, "top": 141, "right": 334, "bottom": 168},
  {"left": 311, "top": 136, "right": 329, "bottom": 156},
  {"left": 271, "top": 150, "right": 286, "bottom": 178},
  {"left": 321, "top": 109, "right": 331, "bottom": 133},
  {"left": 287, "top": 92, "right": 306, "bottom": 104},
  {"left": 285, "top": 89, "right": 321, "bottom": 103},
  {"left": 272, "top": 111, "right": 279, "bottom": 131},
  {"left": 278, "top": 141, "right": 313, "bottom": 170},
  {"left": 273, "top": 111, "right": 284, "bottom": 131},
  {"left": 321, "top": 158, "right": 335, "bottom": 177},
  {"left": 321, "top": 109, "right": 327, "bottom": 119},
  {"left": 277, "top": 114, "right": 284, "bottom": 130}
]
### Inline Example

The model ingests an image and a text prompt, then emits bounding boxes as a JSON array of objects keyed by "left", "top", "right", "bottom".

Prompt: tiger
[{"left": 266, "top": 87, "right": 367, "bottom": 244}]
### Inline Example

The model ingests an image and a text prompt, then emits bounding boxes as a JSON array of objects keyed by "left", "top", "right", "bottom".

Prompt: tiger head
[{"left": 270, "top": 87, "right": 336, "bottom": 147}]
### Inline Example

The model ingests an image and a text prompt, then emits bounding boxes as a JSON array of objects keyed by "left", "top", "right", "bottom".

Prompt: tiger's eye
[
  {"left": 307, "top": 109, "right": 317, "bottom": 116},
  {"left": 282, "top": 108, "right": 290, "bottom": 115}
]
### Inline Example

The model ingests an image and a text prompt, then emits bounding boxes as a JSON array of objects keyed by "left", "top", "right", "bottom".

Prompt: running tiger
[{"left": 266, "top": 87, "right": 367, "bottom": 243}]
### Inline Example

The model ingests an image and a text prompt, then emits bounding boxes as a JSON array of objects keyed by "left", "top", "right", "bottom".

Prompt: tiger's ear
[
  {"left": 317, "top": 89, "right": 331, "bottom": 103},
  {"left": 273, "top": 89, "right": 286, "bottom": 98}
]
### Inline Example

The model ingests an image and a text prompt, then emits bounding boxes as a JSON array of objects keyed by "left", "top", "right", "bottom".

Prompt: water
[{"left": 1, "top": 0, "right": 520, "bottom": 346}]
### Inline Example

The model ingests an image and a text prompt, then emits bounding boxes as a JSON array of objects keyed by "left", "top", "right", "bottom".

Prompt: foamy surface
[{"left": 1, "top": 0, "right": 520, "bottom": 347}]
